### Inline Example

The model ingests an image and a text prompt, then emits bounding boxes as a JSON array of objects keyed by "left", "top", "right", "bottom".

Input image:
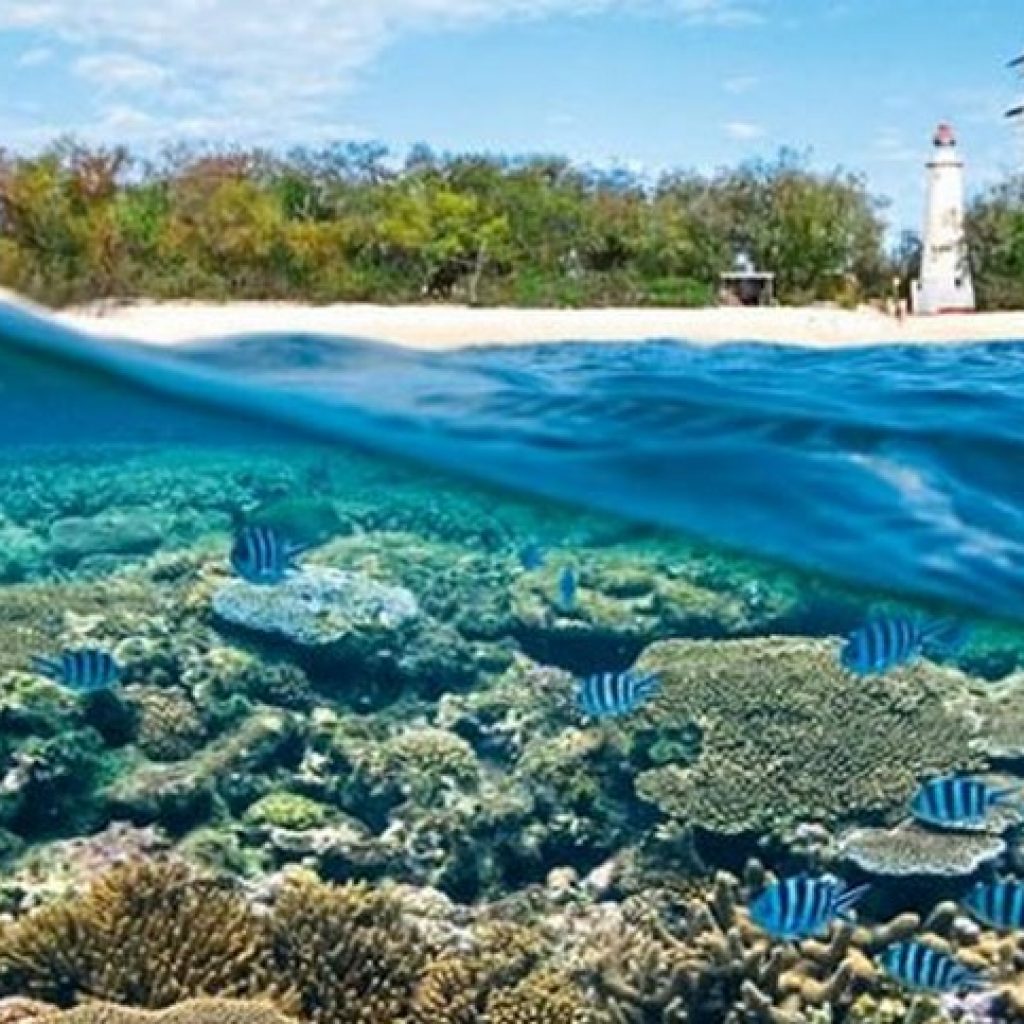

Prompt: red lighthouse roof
[{"left": 933, "top": 122, "right": 957, "bottom": 147}]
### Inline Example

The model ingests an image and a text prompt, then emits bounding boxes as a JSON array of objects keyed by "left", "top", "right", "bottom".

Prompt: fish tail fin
[
  {"left": 835, "top": 883, "right": 870, "bottom": 918},
  {"left": 29, "top": 655, "right": 61, "bottom": 681},
  {"left": 990, "top": 786, "right": 1022, "bottom": 809},
  {"left": 919, "top": 617, "right": 971, "bottom": 655},
  {"left": 634, "top": 670, "right": 661, "bottom": 696},
  {"left": 959, "top": 972, "right": 989, "bottom": 993}
]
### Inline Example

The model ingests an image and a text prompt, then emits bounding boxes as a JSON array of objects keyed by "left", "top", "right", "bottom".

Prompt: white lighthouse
[{"left": 911, "top": 123, "right": 974, "bottom": 315}]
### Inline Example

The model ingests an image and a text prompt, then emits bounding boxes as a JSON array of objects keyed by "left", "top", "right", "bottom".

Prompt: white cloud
[
  {"left": 872, "top": 127, "right": 917, "bottom": 165},
  {"left": 16, "top": 46, "right": 53, "bottom": 67},
  {"left": 723, "top": 119, "right": 766, "bottom": 140},
  {"left": 74, "top": 52, "right": 170, "bottom": 90},
  {"left": 0, "top": 0, "right": 761, "bottom": 141},
  {"left": 723, "top": 74, "right": 759, "bottom": 94}
]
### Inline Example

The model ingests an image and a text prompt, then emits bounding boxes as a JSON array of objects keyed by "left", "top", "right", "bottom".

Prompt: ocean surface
[
  {"left": 4, "top": 300, "right": 1024, "bottom": 620},
  {"left": 4, "top": 298, "right": 1024, "bottom": 1022}
]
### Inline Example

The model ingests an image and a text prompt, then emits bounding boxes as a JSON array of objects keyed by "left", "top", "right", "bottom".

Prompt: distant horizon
[{"left": 1, "top": 0, "right": 1021, "bottom": 233}]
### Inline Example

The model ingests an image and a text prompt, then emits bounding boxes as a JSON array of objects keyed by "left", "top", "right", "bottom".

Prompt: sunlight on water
[{"left": 3, "top": 301, "right": 1024, "bottom": 1022}]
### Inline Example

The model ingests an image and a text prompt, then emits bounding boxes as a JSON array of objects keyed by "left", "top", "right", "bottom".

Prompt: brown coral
[
  {"left": 592, "top": 865, "right": 921, "bottom": 1024},
  {"left": 633, "top": 638, "right": 981, "bottom": 836},
  {"left": 268, "top": 873, "right": 424, "bottom": 1024},
  {"left": 126, "top": 688, "right": 207, "bottom": 762},
  {"left": 42, "top": 999, "right": 300, "bottom": 1024},
  {"left": 485, "top": 970, "right": 595, "bottom": 1024},
  {"left": 0, "top": 861, "right": 284, "bottom": 1009}
]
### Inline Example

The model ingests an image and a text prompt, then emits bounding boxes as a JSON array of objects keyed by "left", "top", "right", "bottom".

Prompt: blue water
[{"left": 4, "top": 299, "right": 1023, "bottom": 621}]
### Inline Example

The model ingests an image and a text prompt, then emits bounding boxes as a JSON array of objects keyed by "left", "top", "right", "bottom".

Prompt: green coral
[
  {"left": 631, "top": 637, "right": 981, "bottom": 836},
  {"left": 243, "top": 793, "right": 333, "bottom": 832}
]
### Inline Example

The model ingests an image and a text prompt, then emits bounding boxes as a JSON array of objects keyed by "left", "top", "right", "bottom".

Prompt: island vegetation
[{"left": 0, "top": 139, "right": 1021, "bottom": 310}]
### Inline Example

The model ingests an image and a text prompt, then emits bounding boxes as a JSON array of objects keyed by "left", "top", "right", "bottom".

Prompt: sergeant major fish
[
  {"left": 910, "top": 775, "right": 1018, "bottom": 831},
  {"left": 879, "top": 942, "right": 984, "bottom": 994},
  {"left": 230, "top": 525, "right": 307, "bottom": 585},
  {"left": 577, "top": 668, "right": 660, "bottom": 719},
  {"left": 30, "top": 647, "right": 121, "bottom": 693},
  {"left": 962, "top": 879, "right": 1024, "bottom": 930},
  {"left": 749, "top": 875, "right": 869, "bottom": 941},
  {"left": 840, "top": 615, "right": 967, "bottom": 676}
]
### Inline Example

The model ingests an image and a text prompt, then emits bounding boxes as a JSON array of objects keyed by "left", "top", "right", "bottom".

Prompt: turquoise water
[{"left": 2, "top": 301, "right": 1024, "bottom": 1022}]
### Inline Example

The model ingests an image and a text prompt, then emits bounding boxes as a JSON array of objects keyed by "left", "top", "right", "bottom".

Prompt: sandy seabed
[{"left": 12, "top": 294, "right": 1024, "bottom": 349}]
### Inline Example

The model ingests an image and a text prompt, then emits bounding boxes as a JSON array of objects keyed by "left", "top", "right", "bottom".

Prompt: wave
[{"left": 3, "top": 298, "right": 1024, "bottom": 620}]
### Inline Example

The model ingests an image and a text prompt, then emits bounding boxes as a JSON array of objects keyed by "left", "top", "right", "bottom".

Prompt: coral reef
[{"left": 5, "top": 442, "right": 1024, "bottom": 1024}]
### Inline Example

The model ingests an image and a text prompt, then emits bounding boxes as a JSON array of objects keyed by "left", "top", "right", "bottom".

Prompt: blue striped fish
[
  {"left": 879, "top": 942, "right": 984, "bottom": 994},
  {"left": 840, "top": 615, "right": 966, "bottom": 676},
  {"left": 749, "top": 875, "right": 869, "bottom": 941},
  {"left": 30, "top": 648, "right": 121, "bottom": 693},
  {"left": 910, "top": 776, "right": 1018, "bottom": 830},
  {"left": 230, "top": 525, "right": 306, "bottom": 585},
  {"left": 576, "top": 669, "right": 660, "bottom": 719},
  {"left": 963, "top": 879, "right": 1024, "bottom": 930}
]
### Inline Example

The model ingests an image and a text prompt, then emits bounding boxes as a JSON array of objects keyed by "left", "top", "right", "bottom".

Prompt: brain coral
[{"left": 631, "top": 637, "right": 981, "bottom": 836}]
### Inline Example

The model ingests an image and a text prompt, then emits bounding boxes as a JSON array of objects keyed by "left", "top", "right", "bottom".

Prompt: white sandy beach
[
  {"left": 51, "top": 300, "right": 1024, "bottom": 350},
  {"left": 0, "top": 287, "right": 1019, "bottom": 348}
]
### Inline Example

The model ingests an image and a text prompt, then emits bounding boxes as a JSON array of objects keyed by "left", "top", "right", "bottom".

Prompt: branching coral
[
  {"left": 267, "top": 873, "right": 424, "bottom": 1024},
  {"left": 590, "top": 866, "right": 922, "bottom": 1024},
  {"left": 0, "top": 861, "right": 284, "bottom": 1009}
]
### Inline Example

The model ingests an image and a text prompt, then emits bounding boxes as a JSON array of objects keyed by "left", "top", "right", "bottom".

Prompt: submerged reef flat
[{"left": 3, "top": 442, "right": 1024, "bottom": 1022}]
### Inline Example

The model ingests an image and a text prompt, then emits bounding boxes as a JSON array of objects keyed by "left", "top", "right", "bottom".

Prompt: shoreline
[{"left": 12, "top": 293, "right": 1024, "bottom": 349}]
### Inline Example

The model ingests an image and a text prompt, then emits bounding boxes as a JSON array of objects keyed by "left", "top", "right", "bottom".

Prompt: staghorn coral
[
  {"left": 632, "top": 638, "right": 981, "bottom": 837},
  {"left": 485, "top": 969, "right": 596, "bottom": 1024},
  {"left": 268, "top": 872, "right": 424, "bottom": 1024},
  {"left": 590, "top": 865, "right": 922, "bottom": 1024},
  {"left": 126, "top": 688, "right": 207, "bottom": 763},
  {"left": 412, "top": 921, "right": 543, "bottom": 1020},
  {"left": 42, "top": 999, "right": 301, "bottom": 1024},
  {"left": 0, "top": 861, "right": 285, "bottom": 1009}
]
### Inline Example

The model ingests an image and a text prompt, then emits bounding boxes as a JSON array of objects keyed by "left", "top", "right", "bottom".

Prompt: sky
[{"left": 0, "top": 0, "right": 1021, "bottom": 231}]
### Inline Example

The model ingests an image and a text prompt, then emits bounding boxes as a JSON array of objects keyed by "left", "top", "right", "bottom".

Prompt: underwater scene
[{"left": 5, "top": 307, "right": 1024, "bottom": 1024}]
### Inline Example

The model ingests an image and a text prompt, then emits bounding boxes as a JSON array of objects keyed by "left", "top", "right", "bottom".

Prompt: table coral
[
  {"left": 839, "top": 822, "right": 1007, "bottom": 878},
  {"left": 41, "top": 999, "right": 301, "bottom": 1024},
  {"left": 632, "top": 637, "right": 981, "bottom": 836}
]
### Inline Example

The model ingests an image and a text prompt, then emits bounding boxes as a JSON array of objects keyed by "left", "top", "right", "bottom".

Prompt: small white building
[{"left": 911, "top": 123, "right": 975, "bottom": 315}]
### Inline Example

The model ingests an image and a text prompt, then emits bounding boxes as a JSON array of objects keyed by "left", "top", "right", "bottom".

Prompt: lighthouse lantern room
[{"left": 911, "top": 123, "right": 975, "bottom": 315}]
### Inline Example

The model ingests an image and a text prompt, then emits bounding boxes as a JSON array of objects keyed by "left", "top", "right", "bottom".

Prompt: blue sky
[{"left": 0, "top": 0, "right": 1021, "bottom": 231}]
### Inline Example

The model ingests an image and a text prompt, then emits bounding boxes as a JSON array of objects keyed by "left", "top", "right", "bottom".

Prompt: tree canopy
[{"left": 0, "top": 138, "right": 903, "bottom": 309}]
